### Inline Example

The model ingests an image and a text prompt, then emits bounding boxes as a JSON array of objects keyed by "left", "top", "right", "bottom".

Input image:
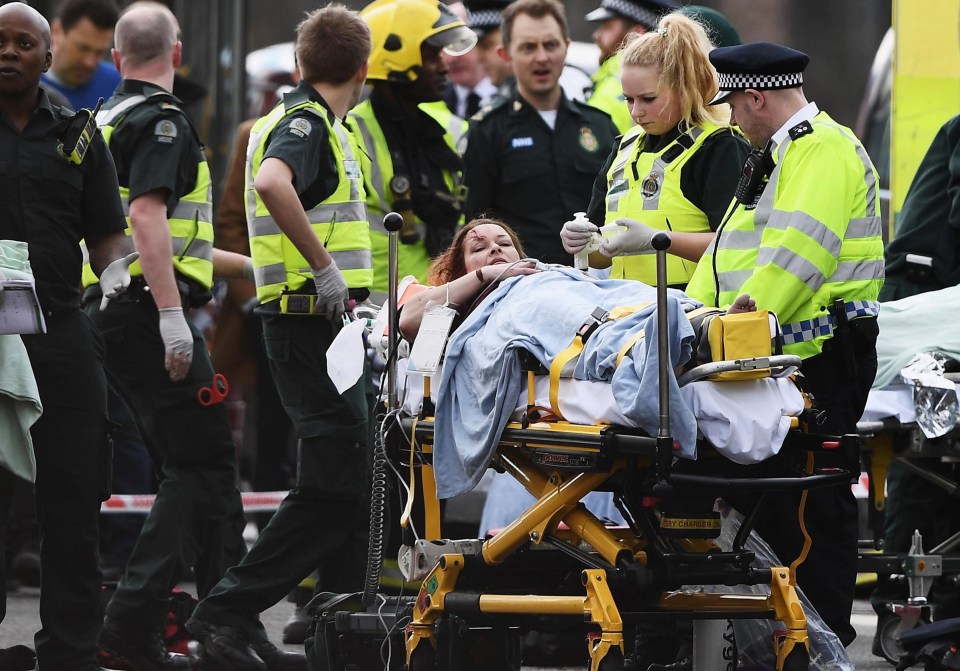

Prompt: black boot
[
  {"left": 249, "top": 624, "right": 307, "bottom": 671},
  {"left": 184, "top": 617, "right": 267, "bottom": 671},
  {"left": 99, "top": 617, "right": 197, "bottom": 671}
]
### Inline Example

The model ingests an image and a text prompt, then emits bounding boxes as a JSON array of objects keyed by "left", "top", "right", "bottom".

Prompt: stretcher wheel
[
  {"left": 874, "top": 612, "right": 927, "bottom": 665},
  {"left": 407, "top": 639, "right": 436, "bottom": 671},
  {"left": 596, "top": 646, "right": 625, "bottom": 671},
  {"left": 780, "top": 644, "right": 809, "bottom": 671}
]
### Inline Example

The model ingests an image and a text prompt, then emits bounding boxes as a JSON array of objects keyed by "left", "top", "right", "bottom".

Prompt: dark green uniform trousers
[
  {"left": 0, "top": 310, "right": 110, "bottom": 671},
  {"left": 191, "top": 306, "right": 369, "bottom": 630},
  {"left": 84, "top": 291, "right": 246, "bottom": 629}
]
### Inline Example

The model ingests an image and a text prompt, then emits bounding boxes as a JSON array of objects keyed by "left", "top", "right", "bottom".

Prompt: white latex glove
[
  {"left": 158, "top": 306, "right": 193, "bottom": 381},
  {"left": 560, "top": 218, "right": 599, "bottom": 254},
  {"left": 312, "top": 260, "right": 349, "bottom": 322},
  {"left": 599, "top": 218, "right": 658, "bottom": 257},
  {"left": 99, "top": 252, "right": 140, "bottom": 310}
]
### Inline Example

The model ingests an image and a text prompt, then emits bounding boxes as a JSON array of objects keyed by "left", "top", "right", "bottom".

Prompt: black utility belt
[{"left": 83, "top": 275, "right": 211, "bottom": 309}]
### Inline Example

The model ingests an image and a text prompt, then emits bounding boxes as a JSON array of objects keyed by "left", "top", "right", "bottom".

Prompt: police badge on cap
[
  {"left": 708, "top": 42, "right": 810, "bottom": 105},
  {"left": 584, "top": 0, "right": 677, "bottom": 31}
]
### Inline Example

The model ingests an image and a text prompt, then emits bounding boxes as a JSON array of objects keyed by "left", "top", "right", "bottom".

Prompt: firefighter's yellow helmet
[{"left": 361, "top": 0, "right": 477, "bottom": 83}]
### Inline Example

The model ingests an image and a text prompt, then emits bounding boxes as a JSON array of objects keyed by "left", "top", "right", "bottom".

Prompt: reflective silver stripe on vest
[
  {"left": 606, "top": 133, "right": 640, "bottom": 212},
  {"left": 720, "top": 228, "right": 764, "bottom": 250},
  {"left": 832, "top": 258, "right": 885, "bottom": 283},
  {"left": 765, "top": 209, "right": 842, "bottom": 257},
  {"left": 331, "top": 119, "right": 361, "bottom": 202},
  {"left": 845, "top": 216, "right": 881, "bottom": 239},
  {"left": 756, "top": 245, "right": 826, "bottom": 291},
  {"left": 245, "top": 116, "right": 273, "bottom": 225},
  {"left": 171, "top": 200, "right": 212, "bottom": 223},
  {"left": 718, "top": 269, "right": 754, "bottom": 292},
  {"left": 254, "top": 263, "right": 287, "bottom": 288},
  {"left": 444, "top": 114, "right": 466, "bottom": 148},
  {"left": 248, "top": 202, "right": 367, "bottom": 238},
  {"left": 80, "top": 241, "right": 90, "bottom": 264},
  {"left": 172, "top": 237, "right": 213, "bottom": 262},
  {"left": 298, "top": 249, "right": 372, "bottom": 274},
  {"left": 351, "top": 114, "right": 390, "bottom": 214},
  {"left": 95, "top": 95, "right": 148, "bottom": 127}
]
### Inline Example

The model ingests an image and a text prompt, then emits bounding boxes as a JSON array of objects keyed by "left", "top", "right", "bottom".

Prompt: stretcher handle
[
  {"left": 665, "top": 470, "right": 856, "bottom": 491},
  {"left": 653, "top": 232, "right": 673, "bottom": 481},
  {"left": 676, "top": 354, "right": 801, "bottom": 386},
  {"left": 384, "top": 211, "right": 403, "bottom": 411}
]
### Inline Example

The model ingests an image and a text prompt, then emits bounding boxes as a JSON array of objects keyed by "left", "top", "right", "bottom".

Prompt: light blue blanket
[{"left": 434, "top": 266, "right": 701, "bottom": 498}]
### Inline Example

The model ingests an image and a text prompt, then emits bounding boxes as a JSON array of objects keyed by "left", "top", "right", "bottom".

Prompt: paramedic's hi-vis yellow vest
[
  {"left": 587, "top": 52, "right": 634, "bottom": 135},
  {"left": 603, "top": 123, "right": 722, "bottom": 287},
  {"left": 80, "top": 93, "right": 214, "bottom": 289},
  {"left": 685, "top": 110, "right": 885, "bottom": 359},
  {"left": 349, "top": 100, "right": 467, "bottom": 293},
  {"left": 246, "top": 94, "right": 372, "bottom": 304}
]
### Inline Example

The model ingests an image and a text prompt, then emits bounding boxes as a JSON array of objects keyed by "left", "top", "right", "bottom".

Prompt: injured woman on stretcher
[{"left": 396, "top": 218, "right": 800, "bottom": 501}]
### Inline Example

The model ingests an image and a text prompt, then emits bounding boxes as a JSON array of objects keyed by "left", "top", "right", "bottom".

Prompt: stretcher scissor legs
[{"left": 404, "top": 554, "right": 624, "bottom": 671}]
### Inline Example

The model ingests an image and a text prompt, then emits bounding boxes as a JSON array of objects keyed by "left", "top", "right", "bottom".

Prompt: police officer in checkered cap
[
  {"left": 684, "top": 38, "right": 884, "bottom": 649},
  {"left": 707, "top": 41, "right": 810, "bottom": 105}
]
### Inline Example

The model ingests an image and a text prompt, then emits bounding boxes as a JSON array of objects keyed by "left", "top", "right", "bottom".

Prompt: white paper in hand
[{"left": 327, "top": 318, "right": 368, "bottom": 394}]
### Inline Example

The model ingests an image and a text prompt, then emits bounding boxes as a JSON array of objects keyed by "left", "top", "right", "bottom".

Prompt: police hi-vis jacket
[
  {"left": 604, "top": 122, "right": 726, "bottom": 286},
  {"left": 685, "top": 104, "right": 885, "bottom": 359},
  {"left": 246, "top": 91, "right": 373, "bottom": 304}
]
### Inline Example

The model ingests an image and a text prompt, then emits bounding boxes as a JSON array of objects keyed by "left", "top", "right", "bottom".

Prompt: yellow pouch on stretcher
[{"left": 693, "top": 309, "right": 773, "bottom": 381}]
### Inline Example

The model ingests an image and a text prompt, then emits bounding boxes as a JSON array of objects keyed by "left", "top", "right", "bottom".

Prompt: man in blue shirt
[{"left": 41, "top": 0, "right": 120, "bottom": 110}]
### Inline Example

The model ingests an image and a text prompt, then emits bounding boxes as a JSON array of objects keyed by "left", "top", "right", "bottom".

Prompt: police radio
[
  {"left": 734, "top": 141, "right": 774, "bottom": 206},
  {"left": 57, "top": 97, "right": 104, "bottom": 166}
]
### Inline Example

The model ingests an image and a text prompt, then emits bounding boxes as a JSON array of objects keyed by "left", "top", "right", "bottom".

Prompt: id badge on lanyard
[{"left": 406, "top": 302, "right": 458, "bottom": 375}]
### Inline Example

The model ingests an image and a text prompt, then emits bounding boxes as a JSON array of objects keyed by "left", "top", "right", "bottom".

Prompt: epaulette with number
[
  {"left": 470, "top": 96, "right": 507, "bottom": 123},
  {"left": 788, "top": 120, "right": 813, "bottom": 140}
]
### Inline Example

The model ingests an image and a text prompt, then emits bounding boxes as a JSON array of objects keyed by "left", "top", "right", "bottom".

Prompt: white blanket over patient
[{"left": 434, "top": 268, "right": 699, "bottom": 498}]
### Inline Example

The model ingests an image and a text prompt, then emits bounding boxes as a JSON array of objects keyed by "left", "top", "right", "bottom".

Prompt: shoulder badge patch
[
  {"left": 154, "top": 119, "right": 177, "bottom": 143},
  {"left": 788, "top": 120, "right": 813, "bottom": 140},
  {"left": 288, "top": 117, "right": 313, "bottom": 138},
  {"left": 579, "top": 127, "right": 599, "bottom": 153}
]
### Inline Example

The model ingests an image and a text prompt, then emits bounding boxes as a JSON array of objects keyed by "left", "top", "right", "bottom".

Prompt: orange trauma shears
[{"left": 198, "top": 373, "right": 229, "bottom": 406}]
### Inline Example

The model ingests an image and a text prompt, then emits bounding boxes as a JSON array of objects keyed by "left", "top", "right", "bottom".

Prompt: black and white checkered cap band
[
  {"left": 600, "top": 0, "right": 660, "bottom": 29},
  {"left": 468, "top": 9, "right": 503, "bottom": 30},
  {"left": 716, "top": 71, "right": 804, "bottom": 92}
]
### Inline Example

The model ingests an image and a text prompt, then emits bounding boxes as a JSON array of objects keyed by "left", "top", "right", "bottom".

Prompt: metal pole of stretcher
[
  {"left": 383, "top": 211, "right": 403, "bottom": 410},
  {"left": 652, "top": 232, "right": 673, "bottom": 482}
]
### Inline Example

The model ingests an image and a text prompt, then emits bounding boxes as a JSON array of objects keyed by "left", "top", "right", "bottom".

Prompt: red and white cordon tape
[{"left": 101, "top": 490, "right": 289, "bottom": 514}]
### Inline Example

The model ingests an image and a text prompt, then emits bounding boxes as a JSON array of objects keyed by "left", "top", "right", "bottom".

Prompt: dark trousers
[
  {"left": 85, "top": 295, "right": 247, "bottom": 629},
  {"left": 99, "top": 388, "right": 151, "bottom": 572},
  {"left": 0, "top": 311, "right": 110, "bottom": 671},
  {"left": 192, "top": 308, "right": 369, "bottom": 630},
  {"left": 734, "top": 318, "right": 879, "bottom": 647},
  {"left": 244, "top": 312, "right": 295, "bottom": 530}
]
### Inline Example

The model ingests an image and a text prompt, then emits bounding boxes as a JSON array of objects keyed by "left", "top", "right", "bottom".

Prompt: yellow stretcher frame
[{"left": 392, "top": 402, "right": 860, "bottom": 671}]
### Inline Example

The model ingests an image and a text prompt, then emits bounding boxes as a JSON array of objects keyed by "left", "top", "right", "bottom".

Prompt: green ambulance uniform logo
[{"left": 579, "top": 127, "right": 599, "bottom": 153}]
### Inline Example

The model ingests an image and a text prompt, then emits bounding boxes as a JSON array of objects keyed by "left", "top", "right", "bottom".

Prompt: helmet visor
[{"left": 426, "top": 24, "right": 478, "bottom": 57}]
